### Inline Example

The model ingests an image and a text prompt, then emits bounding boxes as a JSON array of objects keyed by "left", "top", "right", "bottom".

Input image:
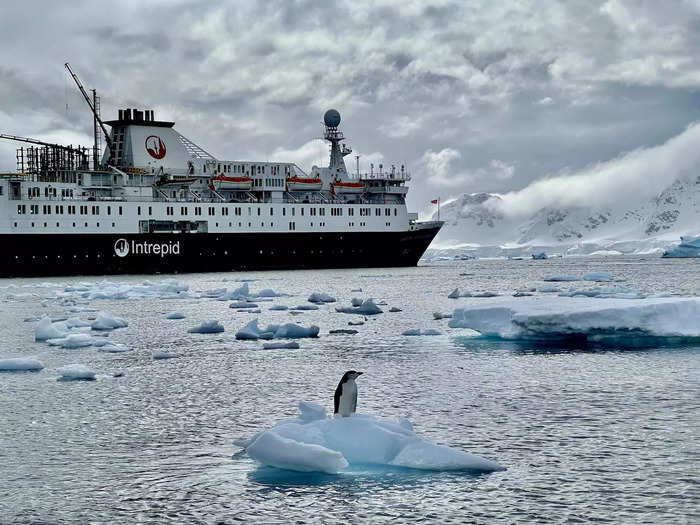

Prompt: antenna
[{"left": 355, "top": 155, "right": 360, "bottom": 177}]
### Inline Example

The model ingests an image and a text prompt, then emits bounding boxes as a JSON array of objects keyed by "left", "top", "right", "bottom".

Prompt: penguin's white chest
[{"left": 338, "top": 379, "right": 358, "bottom": 417}]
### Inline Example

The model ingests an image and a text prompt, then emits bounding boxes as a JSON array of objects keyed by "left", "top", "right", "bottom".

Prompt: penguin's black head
[{"left": 343, "top": 370, "right": 363, "bottom": 381}]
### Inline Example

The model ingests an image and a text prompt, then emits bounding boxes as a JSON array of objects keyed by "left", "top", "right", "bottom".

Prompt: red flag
[{"left": 431, "top": 199, "right": 438, "bottom": 204}]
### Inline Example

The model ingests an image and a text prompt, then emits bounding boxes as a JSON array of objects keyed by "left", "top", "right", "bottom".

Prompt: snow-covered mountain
[{"left": 428, "top": 173, "right": 700, "bottom": 258}]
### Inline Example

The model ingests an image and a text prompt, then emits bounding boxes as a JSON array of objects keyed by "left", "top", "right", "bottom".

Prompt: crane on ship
[{"left": 64, "top": 62, "right": 113, "bottom": 167}]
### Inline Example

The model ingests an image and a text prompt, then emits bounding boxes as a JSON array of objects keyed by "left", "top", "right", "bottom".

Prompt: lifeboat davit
[
  {"left": 210, "top": 175, "right": 253, "bottom": 191},
  {"left": 331, "top": 181, "right": 365, "bottom": 194},
  {"left": 287, "top": 176, "right": 322, "bottom": 192}
]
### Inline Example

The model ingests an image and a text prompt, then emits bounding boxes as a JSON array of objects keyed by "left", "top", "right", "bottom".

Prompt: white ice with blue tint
[
  {"left": 46, "top": 333, "right": 97, "bottom": 349},
  {"left": 335, "top": 299, "right": 383, "bottom": 315},
  {"left": 448, "top": 297, "right": 700, "bottom": 341},
  {"left": 187, "top": 320, "right": 225, "bottom": 334},
  {"left": 57, "top": 364, "right": 96, "bottom": 381},
  {"left": 35, "top": 317, "right": 72, "bottom": 341},
  {"left": 402, "top": 329, "right": 442, "bottom": 336},
  {"left": 274, "top": 324, "right": 319, "bottom": 339},
  {"left": 164, "top": 312, "right": 186, "bottom": 319},
  {"left": 0, "top": 356, "right": 44, "bottom": 371},
  {"left": 583, "top": 272, "right": 614, "bottom": 282},
  {"left": 62, "top": 279, "right": 188, "bottom": 300},
  {"left": 236, "top": 319, "right": 318, "bottom": 340},
  {"left": 244, "top": 402, "right": 504, "bottom": 474},
  {"left": 91, "top": 312, "right": 128, "bottom": 331},
  {"left": 663, "top": 235, "right": 700, "bottom": 258},
  {"left": 308, "top": 293, "right": 337, "bottom": 303}
]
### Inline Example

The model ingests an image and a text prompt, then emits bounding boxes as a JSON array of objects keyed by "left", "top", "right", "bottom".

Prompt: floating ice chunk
[
  {"left": 291, "top": 305, "right": 319, "bottom": 311},
  {"left": 35, "top": 316, "right": 70, "bottom": 341},
  {"left": 351, "top": 297, "right": 363, "bottom": 307},
  {"left": 348, "top": 320, "right": 364, "bottom": 326},
  {"left": 330, "top": 329, "right": 358, "bottom": 335},
  {"left": 662, "top": 235, "right": 700, "bottom": 258},
  {"left": 0, "top": 356, "right": 44, "bottom": 371},
  {"left": 402, "top": 329, "right": 441, "bottom": 336},
  {"left": 538, "top": 285, "right": 561, "bottom": 293},
  {"left": 531, "top": 252, "right": 547, "bottom": 260},
  {"left": 91, "top": 311, "right": 128, "bottom": 331},
  {"left": 448, "top": 297, "right": 700, "bottom": 341},
  {"left": 269, "top": 305, "right": 289, "bottom": 311},
  {"left": 583, "top": 272, "right": 613, "bottom": 282},
  {"left": 335, "top": 299, "right": 383, "bottom": 315},
  {"left": 274, "top": 324, "right": 319, "bottom": 339},
  {"left": 153, "top": 351, "right": 176, "bottom": 360},
  {"left": 247, "top": 431, "right": 349, "bottom": 474},
  {"left": 188, "top": 320, "right": 225, "bottom": 334},
  {"left": 65, "top": 317, "right": 91, "bottom": 328},
  {"left": 516, "top": 287, "right": 537, "bottom": 293},
  {"left": 231, "top": 282, "right": 249, "bottom": 297},
  {"left": 308, "top": 293, "right": 337, "bottom": 304},
  {"left": 65, "top": 279, "right": 188, "bottom": 300},
  {"left": 245, "top": 405, "right": 504, "bottom": 474},
  {"left": 448, "top": 288, "right": 471, "bottom": 299},
  {"left": 164, "top": 311, "right": 186, "bottom": 319},
  {"left": 230, "top": 301, "right": 259, "bottom": 309},
  {"left": 214, "top": 283, "right": 251, "bottom": 301},
  {"left": 513, "top": 292, "right": 534, "bottom": 297},
  {"left": 202, "top": 287, "right": 227, "bottom": 298},
  {"left": 46, "top": 333, "right": 96, "bottom": 349},
  {"left": 235, "top": 319, "right": 277, "bottom": 340},
  {"left": 559, "top": 285, "right": 644, "bottom": 299},
  {"left": 255, "top": 289, "right": 285, "bottom": 298},
  {"left": 98, "top": 343, "right": 130, "bottom": 353},
  {"left": 58, "top": 364, "right": 96, "bottom": 381},
  {"left": 543, "top": 275, "right": 578, "bottom": 282},
  {"left": 473, "top": 291, "right": 499, "bottom": 298},
  {"left": 389, "top": 307, "right": 403, "bottom": 312},
  {"left": 298, "top": 401, "right": 326, "bottom": 422},
  {"left": 263, "top": 341, "right": 301, "bottom": 350}
]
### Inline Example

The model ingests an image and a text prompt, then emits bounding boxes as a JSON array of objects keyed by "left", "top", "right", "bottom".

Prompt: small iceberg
[
  {"left": 274, "top": 324, "right": 319, "bottom": 339},
  {"left": 402, "top": 329, "right": 441, "bottom": 336},
  {"left": 583, "top": 272, "right": 613, "bottom": 282},
  {"left": 262, "top": 342, "right": 300, "bottom": 350},
  {"left": 447, "top": 288, "right": 472, "bottom": 299},
  {"left": 308, "top": 293, "right": 337, "bottom": 304},
  {"left": 433, "top": 312, "right": 452, "bottom": 320},
  {"left": 188, "top": 320, "right": 225, "bottom": 334},
  {"left": 335, "top": 299, "right": 383, "bottom": 315},
  {"left": 389, "top": 307, "right": 403, "bottom": 312},
  {"left": 164, "top": 312, "right": 186, "bottom": 319},
  {"left": 531, "top": 252, "right": 547, "bottom": 260},
  {"left": 291, "top": 305, "right": 319, "bottom": 311},
  {"left": 230, "top": 301, "right": 259, "bottom": 309},
  {"left": 35, "top": 316, "right": 71, "bottom": 341},
  {"left": 97, "top": 343, "right": 131, "bottom": 353},
  {"left": 329, "top": 329, "right": 358, "bottom": 335},
  {"left": 46, "top": 333, "right": 96, "bottom": 349},
  {"left": 58, "top": 364, "right": 96, "bottom": 381},
  {"left": 543, "top": 275, "right": 578, "bottom": 282},
  {"left": 662, "top": 235, "right": 700, "bottom": 258},
  {"left": 269, "top": 305, "right": 289, "bottom": 311},
  {"left": 242, "top": 401, "right": 504, "bottom": 474},
  {"left": 0, "top": 356, "right": 44, "bottom": 372},
  {"left": 91, "top": 311, "right": 128, "bottom": 331},
  {"left": 153, "top": 351, "right": 177, "bottom": 360},
  {"left": 448, "top": 297, "right": 700, "bottom": 342},
  {"left": 236, "top": 319, "right": 276, "bottom": 340}
]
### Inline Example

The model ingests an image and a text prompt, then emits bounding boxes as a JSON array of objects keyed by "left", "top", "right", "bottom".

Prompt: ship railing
[{"left": 357, "top": 171, "right": 411, "bottom": 181}]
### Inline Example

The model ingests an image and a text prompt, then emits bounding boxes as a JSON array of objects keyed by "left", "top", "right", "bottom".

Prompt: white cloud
[{"left": 421, "top": 149, "right": 514, "bottom": 187}]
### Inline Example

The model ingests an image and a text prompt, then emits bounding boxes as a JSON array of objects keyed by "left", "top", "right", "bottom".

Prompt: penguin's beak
[{"left": 356, "top": 372, "right": 364, "bottom": 376}]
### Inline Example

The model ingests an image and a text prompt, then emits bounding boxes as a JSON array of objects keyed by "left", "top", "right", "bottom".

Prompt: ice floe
[
  {"left": 236, "top": 319, "right": 275, "bottom": 340},
  {"left": 329, "top": 329, "right": 358, "bottom": 335},
  {"left": 0, "top": 356, "right": 44, "bottom": 371},
  {"left": 164, "top": 312, "right": 186, "bottom": 319},
  {"left": 188, "top": 320, "right": 225, "bottom": 334},
  {"left": 291, "top": 305, "right": 319, "bottom": 311},
  {"left": 243, "top": 401, "right": 504, "bottom": 474},
  {"left": 262, "top": 342, "right": 301, "bottom": 350},
  {"left": 389, "top": 307, "right": 403, "bottom": 312},
  {"left": 402, "top": 329, "right": 442, "bottom": 336},
  {"left": 62, "top": 279, "right": 188, "bottom": 300},
  {"left": 583, "top": 272, "right": 613, "bottom": 282},
  {"left": 46, "top": 333, "right": 96, "bottom": 349},
  {"left": 229, "top": 301, "right": 259, "bottom": 309},
  {"left": 97, "top": 343, "right": 131, "bottom": 353},
  {"left": 559, "top": 285, "right": 643, "bottom": 299},
  {"left": 269, "top": 305, "right": 289, "bottom": 311},
  {"left": 433, "top": 312, "right": 452, "bottom": 320},
  {"left": 662, "top": 235, "right": 700, "bottom": 258},
  {"left": 274, "top": 324, "right": 319, "bottom": 339},
  {"left": 57, "top": 364, "right": 96, "bottom": 381},
  {"left": 236, "top": 319, "right": 319, "bottom": 340},
  {"left": 308, "top": 293, "right": 337, "bottom": 304},
  {"left": 335, "top": 299, "right": 383, "bottom": 315},
  {"left": 35, "top": 317, "right": 72, "bottom": 341},
  {"left": 153, "top": 351, "right": 177, "bottom": 360},
  {"left": 91, "top": 311, "right": 128, "bottom": 331},
  {"left": 538, "top": 285, "right": 561, "bottom": 293},
  {"left": 448, "top": 297, "right": 700, "bottom": 341},
  {"left": 543, "top": 275, "right": 579, "bottom": 282}
]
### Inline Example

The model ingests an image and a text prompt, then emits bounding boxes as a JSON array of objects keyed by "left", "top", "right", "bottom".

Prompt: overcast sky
[{"left": 2, "top": 0, "right": 700, "bottom": 216}]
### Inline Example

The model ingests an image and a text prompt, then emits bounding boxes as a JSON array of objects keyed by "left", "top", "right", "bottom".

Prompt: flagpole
[{"left": 438, "top": 197, "right": 440, "bottom": 222}]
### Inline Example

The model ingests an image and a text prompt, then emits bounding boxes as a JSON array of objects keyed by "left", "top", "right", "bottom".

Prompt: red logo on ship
[{"left": 145, "top": 135, "right": 166, "bottom": 159}]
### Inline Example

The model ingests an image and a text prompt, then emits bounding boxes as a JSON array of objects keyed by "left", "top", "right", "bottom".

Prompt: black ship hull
[{"left": 0, "top": 226, "right": 440, "bottom": 277}]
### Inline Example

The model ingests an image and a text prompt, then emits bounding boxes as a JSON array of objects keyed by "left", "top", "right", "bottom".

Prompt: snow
[
  {"left": 402, "top": 329, "right": 442, "bottom": 336},
  {"left": 335, "top": 299, "right": 383, "bottom": 315},
  {"left": 308, "top": 293, "right": 337, "bottom": 303},
  {"left": 448, "top": 297, "right": 700, "bottom": 341},
  {"left": 262, "top": 342, "right": 301, "bottom": 350},
  {"left": 188, "top": 320, "right": 225, "bottom": 334},
  {"left": 46, "top": 333, "right": 96, "bottom": 349},
  {"left": 244, "top": 402, "right": 504, "bottom": 474},
  {"left": 164, "top": 312, "right": 186, "bottom": 319},
  {"left": 0, "top": 356, "right": 44, "bottom": 371},
  {"left": 91, "top": 311, "right": 128, "bottom": 331},
  {"left": 583, "top": 272, "right": 613, "bottom": 282},
  {"left": 57, "top": 364, "right": 96, "bottom": 381}
]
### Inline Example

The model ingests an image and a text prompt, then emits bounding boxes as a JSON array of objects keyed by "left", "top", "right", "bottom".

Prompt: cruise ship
[{"left": 0, "top": 71, "right": 442, "bottom": 277}]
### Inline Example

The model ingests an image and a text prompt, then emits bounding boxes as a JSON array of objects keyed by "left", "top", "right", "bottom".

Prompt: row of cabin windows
[
  {"left": 14, "top": 219, "right": 381, "bottom": 231},
  {"left": 18, "top": 204, "right": 123, "bottom": 216},
  {"left": 25, "top": 187, "right": 75, "bottom": 198},
  {"left": 211, "top": 164, "right": 291, "bottom": 175},
  {"left": 17, "top": 203, "right": 400, "bottom": 218}
]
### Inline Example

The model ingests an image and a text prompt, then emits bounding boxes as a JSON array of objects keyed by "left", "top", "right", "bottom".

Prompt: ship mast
[
  {"left": 64, "top": 62, "right": 113, "bottom": 166},
  {"left": 323, "top": 109, "right": 350, "bottom": 174}
]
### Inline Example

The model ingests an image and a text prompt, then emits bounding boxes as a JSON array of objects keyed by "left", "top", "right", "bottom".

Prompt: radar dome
[{"left": 324, "top": 109, "right": 341, "bottom": 128}]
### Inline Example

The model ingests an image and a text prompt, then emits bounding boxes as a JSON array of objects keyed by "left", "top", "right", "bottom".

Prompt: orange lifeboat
[
  {"left": 331, "top": 180, "right": 365, "bottom": 194},
  {"left": 286, "top": 176, "right": 323, "bottom": 192},
  {"left": 210, "top": 175, "right": 253, "bottom": 191}
]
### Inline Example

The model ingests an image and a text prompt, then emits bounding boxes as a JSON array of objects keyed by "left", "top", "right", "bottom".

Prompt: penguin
[{"left": 334, "top": 370, "right": 363, "bottom": 417}]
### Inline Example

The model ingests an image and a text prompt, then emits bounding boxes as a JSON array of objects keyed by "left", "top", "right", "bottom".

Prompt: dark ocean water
[{"left": 1, "top": 256, "right": 698, "bottom": 524}]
